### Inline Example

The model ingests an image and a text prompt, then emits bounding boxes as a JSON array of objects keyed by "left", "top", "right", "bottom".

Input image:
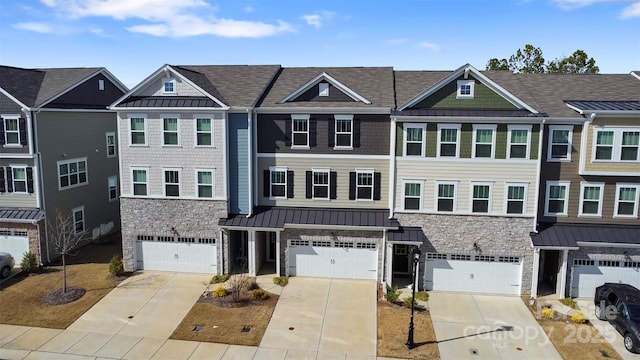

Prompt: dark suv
[{"left": 594, "top": 283, "right": 640, "bottom": 353}]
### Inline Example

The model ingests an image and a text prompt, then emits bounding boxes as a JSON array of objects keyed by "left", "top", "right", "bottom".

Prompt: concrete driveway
[{"left": 429, "top": 292, "right": 562, "bottom": 359}]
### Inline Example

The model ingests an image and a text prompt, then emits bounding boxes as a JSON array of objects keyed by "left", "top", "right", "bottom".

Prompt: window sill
[
  {"left": 129, "top": 144, "right": 149, "bottom": 147},
  {"left": 269, "top": 197, "right": 288, "bottom": 200},
  {"left": 291, "top": 146, "right": 310, "bottom": 150},
  {"left": 333, "top": 147, "right": 353, "bottom": 151},
  {"left": 195, "top": 145, "right": 216, "bottom": 148},
  {"left": 546, "top": 158, "right": 571, "bottom": 162},
  {"left": 543, "top": 213, "right": 568, "bottom": 217},
  {"left": 162, "top": 145, "right": 182, "bottom": 148},
  {"left": 613, "top": 215, "right": 638, "bottom": 219},
  {"left": 2, "top": 144, "right": 24, "bottom": 148},
  {"left": 577, "top": 214, "right": 602, "bottom": 218}
]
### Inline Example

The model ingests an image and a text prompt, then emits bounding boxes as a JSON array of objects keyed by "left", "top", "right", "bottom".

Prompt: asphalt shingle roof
[{"left": 531, "top": 223, "right": 640, "bottom": 248}]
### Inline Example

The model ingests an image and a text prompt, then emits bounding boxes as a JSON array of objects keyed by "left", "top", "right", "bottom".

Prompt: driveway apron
[{"left": 429, "top": 292, "right": 562, "bottom": 359}]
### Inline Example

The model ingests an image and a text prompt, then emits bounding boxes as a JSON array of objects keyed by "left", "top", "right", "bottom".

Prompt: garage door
[
  {"left": 570, "top": 259, "right": 640, "bottom": 298},
  {"left": 136, "top": 238, "right": 217, "bottom": 274},
  {"left": 0, "top": 230, "right": 30, "bottom": 262},
  {"left": 288, "top": 239, "right": 378, "bottom": 280},
  {"left": 424, "top": 253, "right": 522, "bottom": 295}
]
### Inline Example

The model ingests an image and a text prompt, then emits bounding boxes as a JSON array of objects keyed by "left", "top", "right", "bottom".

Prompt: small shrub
[
  {"left": 245, "top": 279, "right": 260, "bottom": 291},
  {"left": 20, "top": 252, "right": 38, "bottom": 273},
  {"left": 273, "top": 276, "right": 289, "bottom": 287},
  {"left": 108, "top": 253, "right": 124, "bottom": 276},
  {"left": 252, "top": 289, "right": 269, "bottom": 300},
  {"left": 541, "top": 307, "right": 556, "bottom": 319},
  {"left": 210, "top": 274, "right": 230, "bottom": 284},
  {"left": 560, "top": 298, "right": 577, "bottom": 309},
  {"left": 403, "top": 296, "right": 417, "bottom": 308},
  {"left": 415, "top": 291, "right": 429, "bottom": 302},
  {"left": 384, "top": 285, "right": 400, "bottom": 302},
  {"left": 212, "top": 285, "right": 227, "bottom": 298},
  {"left": 571, "top": 311, "right": 587, "bottom": 323}
]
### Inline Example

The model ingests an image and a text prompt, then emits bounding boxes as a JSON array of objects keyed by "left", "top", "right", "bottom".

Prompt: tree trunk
[{"left": 62, "top": 253, "right": 67, "bottom": 292}]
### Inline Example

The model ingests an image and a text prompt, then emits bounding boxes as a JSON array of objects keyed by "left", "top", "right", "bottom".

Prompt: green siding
[
  {"left": 495, "top": 124, "right": 508, "bottom": 159},
  {"left": 460, "top": 124, "right": 472, "bottom": 158},
  {"left": 412, "top": 76, "right": 517, "bottom": 110},
  {"left": 426, "top": 123, "right": 437, "bottom": 158}
]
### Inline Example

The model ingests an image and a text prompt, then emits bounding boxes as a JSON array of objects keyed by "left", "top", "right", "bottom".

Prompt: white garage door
[
  {"left": 288, "top": 239, "right": 378, "bottom": 280},
  {"left": 0, "top": 230, "right": 30, "bottom": 262},
  {"left": 571, "top": 259, "right": 640, "bottom": 298},
  {"left": 424, "top": 253, "right": 522, "bottom": 295},
  {"left": 136, "top": 239, "right": 217, "bottom": 274}
]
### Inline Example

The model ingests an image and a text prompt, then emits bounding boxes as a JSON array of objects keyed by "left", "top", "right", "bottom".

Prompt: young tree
[{"left": 48, "top": 208, "right": 88, "bottom": 292}]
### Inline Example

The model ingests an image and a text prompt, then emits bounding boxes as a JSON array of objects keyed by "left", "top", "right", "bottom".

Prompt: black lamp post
[{"left": 405, "top": 246, "right": 421, "bottom": 349}]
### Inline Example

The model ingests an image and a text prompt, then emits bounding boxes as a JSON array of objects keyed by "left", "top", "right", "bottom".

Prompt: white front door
[
  {"left": 288, "top": 239, "right": 377, "bottom": 280},
  {"left": 136, "top": 240, "right": 217, "bottom": 273},
  {"left": 571, "top": 259, "right": 640, "bottom": 298}
]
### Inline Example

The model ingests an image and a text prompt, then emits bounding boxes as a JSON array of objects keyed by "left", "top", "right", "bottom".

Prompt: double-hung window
[
  {"left": 130, "top": 116, "right": 147, "bottom": 145},
  {"left": 269, "top": 168, "right": 288, "bottom": 198},
  {"left": 3, "top": 117, "right": 20, "bottom": 145},
  {"left": 58, "top": 158, "right": 88, "bottom": 189},
  {"left": 548, "top": 126, "right": 572, "bottom": 161},
  {"left": 437, "top": 182, "right": 456, "bottom": 212},
  {"left": 164, "top": 169, "right": 180, "bottom": 197},
  {"left": 438, "top": 124, "right": 460, "bottom": 157},
  {"left": 106, "top": 132, "right": 116, "bottom": 158},
  {"left": 579, "top": 182, "right": 604, "bottom": 217},
  {"left": 312, "top": 169, "right": 330, "bottom": 199},
  {"left": 163, "top": 78, "right": 176, "bottom": 94},
  {"left": 356, "top": 170, "right": 374, "bottom": 200},
  {"left": 545, "top": 181, "right": 570, "bottom": 216},
  {"left": 404, "top": 124, "right": 425, "bottom": 156},
  {"left": 72, "top": 207, "right": 85, "bottom": 234},
  {"left": 292, "top": 115, "right": 309, "bottom": 148},
  {"left": 621, "top": 131, "right": 640, "bottom": 161},
  {"left": 473, "top": 125, "right": 495, "bottom": 158},
  {"left": 594, "top": 129, "right": 640, "bottom": 161},
  {"left": 108, "top": 175, "right": 118, "bottom": 201},
  {"left": 334, "top": 115, "right": 353, "bottom": 148},
  {"left": 196, "top": 117, "right": 213, "bottom": 146},
  {"left": 508, "top": 125, "right": 531, "bottom": 159},
  {"left": 163, "top": 116, "right": 179, "bottom": 146},
  {"left": 403, "top": 181, "right": 422, "bottom": 211},
  {"left": 595, "top": 130, "right": 614, "bottom": 160},
  {"left": 471, "top": 183, "right": 491, "bottom": 213},
  {"left": 11, "top": 166, "right": 27, "bottom": 193},
  {"left": 132, "top": 169, "right": 148, "bottom": 196},
  {"left": 506, "top": 183, "right": 527, "bottom": 215},
  {"left": 456, "top": 80, "right": 475, "bottom": 99},
  {"left": 615, "top": 183, "right": 639, "bottom": 218},
  {"left": 196, "top": 170, "right": 214, "bottom": 198}
]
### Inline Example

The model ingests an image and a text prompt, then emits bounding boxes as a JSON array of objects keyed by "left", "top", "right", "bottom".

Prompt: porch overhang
[
  {"left": 387, "top": 226, "right": 427, "bottom": 245},
  {"left": 0, "top": 208, "right": 45, "bottom": 223},
  {"left": 531, "top": 223, "right": 640, "bottom": 249}
]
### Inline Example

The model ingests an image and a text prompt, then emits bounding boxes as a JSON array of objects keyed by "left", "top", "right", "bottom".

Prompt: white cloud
[
  {"left": 419, "top": 42, "right": 441, "bottom": 52},
  {"left": 553, "top": 0, "right": 620, "bottom": 8},
  {"left": 621, "top": 1, "right": 640, "bottom": 17},
  {"left": 301, "top": 11, "right": 336, "bottom": 28},
  {"left": 385, "top": 38, "right": 407, "bottom": 45},
  {"left": 13, "top": 22, "right": 54, "bottom": 33}
]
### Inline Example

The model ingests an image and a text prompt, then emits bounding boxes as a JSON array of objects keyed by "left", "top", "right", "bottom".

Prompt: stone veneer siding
[
  {"left": 278, "top": 228, "right": 384, "bottom": 281},
  {"left": 120, "top": 198, "right": 227, "bottom": 272},
  {"left": 395, "top": 213, "right": 535, "bottom": 295}
]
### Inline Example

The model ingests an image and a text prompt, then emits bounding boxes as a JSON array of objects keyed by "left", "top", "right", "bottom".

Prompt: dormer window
[
  {"left": 457, "top": 80, "right": 475, "bottom": 99},
  {"left": 319, "top": 82, "right": 329, "bottom": 97},
  {"left": 163, "top": 78, "right": 176, "bottom": 94}
]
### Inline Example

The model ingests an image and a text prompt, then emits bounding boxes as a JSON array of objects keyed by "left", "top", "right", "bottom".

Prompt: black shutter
[
  {"left": 349, "top": 172, "right": 356, "bottom": 200},
  {"left": 284, "top": 119, "right": 292, "bottom": 147},
  {"left": 305, "top": 171, "right": 313, "bottom": 199},
  {"left": 19, "top": 118, "right": 27, "bottom": 146},
  {"left": 373, "top": 172, "right": 381, "bottom": 200},
  {"left": 0, "top": 167, "right": 5, "bottom": 193},
  {"left": 263, "top": 170, "right": 270, "bottom": 197},
  {"left": 287, "top": 171, "right": 294, "bottom": 198},
  {"left": 0, "top": 119, "right": 5, "bottom": 145},
  {"left": 330, "top": 171, "right": 337, "bottom": 199},
  {"left": 353, "top": 118, "right": 361, "bottom": 148},
  {"left": 328, "top": 119, "right": 335, "bottom": 147},
  {"left": 6, "top": 167, "right": 13, "bottom": 192},
  {"left": 26, "top": 167, "right": 34, "bottom": 193},
  {"left": 309, "top": 119, "right": 317, "bottom": 147}
]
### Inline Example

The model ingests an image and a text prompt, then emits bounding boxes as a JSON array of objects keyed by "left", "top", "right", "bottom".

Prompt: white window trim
[
  {"left": 161, "top": 114, "right": 181, "bottom": 147},
  {"left": 403, "top": 123, "right": 426, "bottom": 157},
  {"left": 194, "top": 115, "right": 215, "bottom": 147},
  {"left": 162, "top": 78, "right": 176, "bottom": 94},
  {"left": 544, "top": 180, "right": 571, "bottom": 217},
  {"left": 472, "top": 124, "right": 496, "bottom": 159},
  {"left": 269, "top": 166, "right": 288, "bottom": 200},
  {"left": 592, "top": 127, "right": 640, "bottom": 163},
  {"left": 128, "top": 114, "right": 147, "bottom": 146},
  {"left": 470, "top": 181, "right": 493, "bottom": 214},
  {"left": 402, "top": 179, "right": 424, "bottom": 212},
  {"left": 163, "top": 167, "right": 181, "bottom": 197},
  {"left": 334, "top": 114, "right": 354, "bottom": 150},
  {"left": 106, "top": 132, "right": 116, "bottom": 158},
  {"left": 435, "top": 180, "right": 458, "bottom": 213},
  {"left": 437, "top": 124, "right": 461, "bottom": 158},
  {"left": 355, "top": 169, "right": 374, "bottom": 201},
  {"left": 319, "top": 83, "right": 329, "bottom": 97},
  {"left": 614, "top": 183, "right": 640, "bottom": 219},
  {"left": 504, "top": 182, "right": 528, "bottom": 215},
  {"left": 195, "top": 168, "right": 215, "bottom": 199},
  {"left": 57, "top": 157, "right": 88, "bottom": 190},
  {"left": 98, "top": 79, "right": 105, "bottom": 91},
  {"left": 9, "top": 165, "right": 28, "bottom": 194},
  {"left": 2, "top": 115, "right": 21, "bottom": 147},
  {"left": 108, "top": 175, "right": 118, "bottom": 202},
  {"left": 291, "top": 114, "right": 310, "bottom": 149},
  {"left": 131, "top": 167, "right": 149, "bottom": 197},
  {"left": 547, "top": 125, "right": 573, "bottom": 162},
  {"left": 507, "top": 125, "right": 532, "bottom": 160},
  {"left": 456, "top": 80, "right": 475, "bottom": 99},
  {"left": 312, "top": 168, "right": 331, "bottom": 200},
  {"left": 578, "top": 181, "right": 604, "bottom": 217},
  {"left": 72, "top": 206, "right": 85, "bottom": 235}
]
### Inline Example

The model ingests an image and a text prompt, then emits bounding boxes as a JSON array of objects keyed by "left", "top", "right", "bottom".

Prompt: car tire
[
  {"left": 0, "top": 266, "right": 10, "bottom": 279},
  {"left": 624, "top": 333, "right": 637, "bottom": 353},
  {"left": 594, "top": 303, "right": 604, "bottom": 320}
]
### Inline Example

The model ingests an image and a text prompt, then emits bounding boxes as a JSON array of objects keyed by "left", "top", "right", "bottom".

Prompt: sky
[{"left": 0, "top": 0, "right": 639, "bottom": 88}]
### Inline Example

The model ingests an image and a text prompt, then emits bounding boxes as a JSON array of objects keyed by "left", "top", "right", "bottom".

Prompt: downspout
[
  {"left": 246, "top": 108, "right": 253, "bottom": 217},
  {"left": 388, "top": 117, "right": 397, "bottom": 218},
  {"left": 532, "top": 119, "right": 545, "bottom": 233},
  {"left": 29, "top": 109, "right": 51, "bottom": 263}
]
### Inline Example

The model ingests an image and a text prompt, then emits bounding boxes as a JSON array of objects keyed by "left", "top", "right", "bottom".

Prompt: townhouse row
[{"left": 2, "top": 63, "right": 639, "bottom": 298}]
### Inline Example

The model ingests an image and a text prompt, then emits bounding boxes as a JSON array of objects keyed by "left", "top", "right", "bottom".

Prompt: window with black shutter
[
  {"left": 19, "top": 118, "right": 27, "bottom": 146},
  {"left": 330, "top": 171, "right": 337, "bottom": 199},
  {"left": 0, "top": 167, "right": 5, "bottom": 193},
  {"left": 6, "top": 167, "right": 13, "bottom": 192},
  {"left": 287, "top": 170, "right": 294, "bottom": 198}
]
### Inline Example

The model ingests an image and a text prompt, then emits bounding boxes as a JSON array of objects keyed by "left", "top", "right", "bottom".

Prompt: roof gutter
[{"left": 576, "top": 241, "right": 640, "bottom": 249}]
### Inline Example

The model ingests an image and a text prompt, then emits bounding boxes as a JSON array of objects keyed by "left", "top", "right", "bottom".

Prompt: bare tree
[{"left": 48, "top": 208, "right": 88, "bottom": 292}]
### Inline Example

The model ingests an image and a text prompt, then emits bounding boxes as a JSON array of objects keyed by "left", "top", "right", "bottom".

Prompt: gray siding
[
  {"left": 228, "top": 112, "right": 249, "bottom": 214},
  {"left": 46, "top": 73, "right": 124, "bottom": 109}
]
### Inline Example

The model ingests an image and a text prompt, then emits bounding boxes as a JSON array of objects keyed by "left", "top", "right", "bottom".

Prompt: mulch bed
[{"left": 41, "top": 287, "right": 87, "bottom": 306}]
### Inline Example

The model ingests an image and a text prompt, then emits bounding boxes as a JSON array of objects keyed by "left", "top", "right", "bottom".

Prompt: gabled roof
[
  {"left": 396, "top": 64, "right": 538, "bottom": 113},
  {"left": 258, "top": 67, "right": 395, "bottom": 108},
  {"left": 531, "top": 223, "right": 640, "bottom": 248}
]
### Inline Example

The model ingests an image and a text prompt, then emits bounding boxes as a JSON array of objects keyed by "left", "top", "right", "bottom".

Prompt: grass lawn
[
  {"left": 0, "top": 235, "right": 123, "bottom": 329},
  {"left": 523, "top": 298, "right": 622, "bottom": 360}
]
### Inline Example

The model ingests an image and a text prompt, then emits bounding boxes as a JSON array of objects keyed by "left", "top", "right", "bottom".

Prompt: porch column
[
  {"left": 276, "top": 231, "right": 281, "bottom": 277},
  {"left": 530, "top": 248, "right": 540, "bottom": 298},
  {"left": 558, "top": 250, "right": 568, "bottom": 298},
  {"left": 248, "top": 230, "right": 256, "bottom": 276}
]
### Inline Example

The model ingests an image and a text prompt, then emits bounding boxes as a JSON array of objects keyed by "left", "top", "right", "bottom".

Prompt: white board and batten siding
[
  {"left": 424, "top": 252, "right": 523, "bottom": 295},
  {"left": 288, "top": 239, "right": 378, "bottom": 280},
  {"left": 570, "top": 259, "right": 640, "bottom": 298}
]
